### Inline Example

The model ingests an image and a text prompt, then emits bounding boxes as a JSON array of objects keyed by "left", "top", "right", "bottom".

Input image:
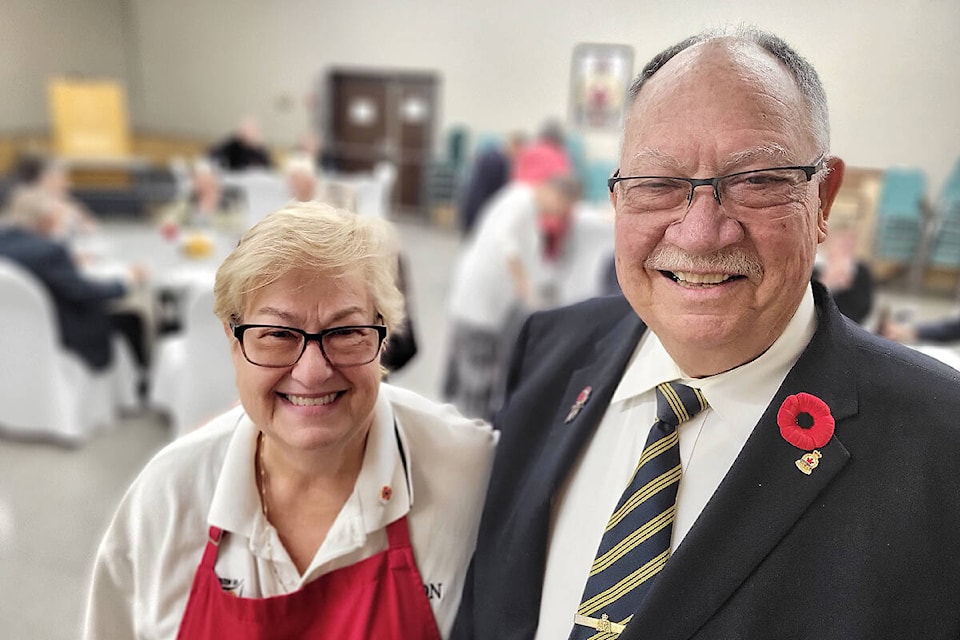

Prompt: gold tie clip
[{"left": 574, "top": 613, "right": 626, "bottom": 635}]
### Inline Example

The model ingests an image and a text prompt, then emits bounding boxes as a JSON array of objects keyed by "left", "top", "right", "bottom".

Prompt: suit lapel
[
  {"left": 527, "top": 311, "right": 648, "bottom": 505},
  {"left": 493, "top": 306, "right": 646, "bottom": 640},
  {"left": 621, "top": 291, "right": 859, "bottom": 640}
]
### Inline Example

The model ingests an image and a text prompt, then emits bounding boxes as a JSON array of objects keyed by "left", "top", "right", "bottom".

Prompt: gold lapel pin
[{"left": 795, "top": 450, "right": 822, "bottom": 475}]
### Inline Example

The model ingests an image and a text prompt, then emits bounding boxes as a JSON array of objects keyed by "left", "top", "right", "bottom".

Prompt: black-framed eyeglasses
[
  {"left": 607, "top": 155, "right": 825, "bottom": 213},
  {"left": 230, "top": 320, "right": 387, "bottom": 368}
]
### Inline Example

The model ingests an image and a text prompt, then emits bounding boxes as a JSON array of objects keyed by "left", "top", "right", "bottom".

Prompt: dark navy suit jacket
[
  {"left": 0, "top": 227, "right": 127, "bottom": 370},
  {"left": 453, "top": 284, "right": 960, "bottom": 639}
]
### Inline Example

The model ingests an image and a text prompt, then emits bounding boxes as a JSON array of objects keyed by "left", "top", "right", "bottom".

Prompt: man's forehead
[
  {"left": 638, "top": 38, "right": 797, "bottom": 103},
  {"left": 623, "top": 39, "right": 812, "bottom": 161}
]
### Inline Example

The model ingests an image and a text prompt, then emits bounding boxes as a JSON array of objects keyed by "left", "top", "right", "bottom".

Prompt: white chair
[
  {"left": 554, "top": 205, "right": 616, "bottom": 305},
  {"left": 0, "top": 259, "right": 137, "bottom": 445},
  {"left": 150, "top": 284, "right": 239, "bottom": 436},
  {"left": 371, "top": 161, "right": 397, "bottom": 218},
  {"left": 223, "top": 170, "right": 290, "bottom": 230}
]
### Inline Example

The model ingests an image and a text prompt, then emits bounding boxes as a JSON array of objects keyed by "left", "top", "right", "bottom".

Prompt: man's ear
[{"left": 817, "top": 156, "right": 846, "bottom": 241}]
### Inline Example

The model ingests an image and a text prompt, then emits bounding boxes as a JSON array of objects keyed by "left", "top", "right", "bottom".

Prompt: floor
[{"left": 1, "top": 215, "right": 958, "bottom": 638}]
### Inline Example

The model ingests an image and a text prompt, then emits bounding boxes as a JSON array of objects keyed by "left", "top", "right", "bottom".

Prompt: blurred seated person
[
  {"left": 84, "top": 202, "right": 497, "bottom": 639},
  {"left": 879, "top": 311, "right": 960, "bottom": 344},
  {"left": 284, "top": 153, "right": 321, "bottom": 203},
  {"left": 209, "top": 116, "right": 272, "bottom": 171},
  {"left": 13, "top": 153, "right": 98, "bottom": 239},
  {"left": 160, "top": 159, "right": 242, "bottom": 233},
  {"left": 457, "top": 131, "right": 526, "bottom": 236},
  {"left": 443, "top": 173, "right": 582, "bottom": 420},
  {"left": 285, "top": 152, "right": 363, "bottom": 211},
  {"left": 297, "top": 129, "right": 338, "bottom": 173},
  {"left": 812, "top": 223, "right": 874, "bottom": 324},
  {"left": 0, "top": 188, "right": 147, "bottom": 372},
  {"left": 511, "top": 119, "right": 573, "bottom": 186}
]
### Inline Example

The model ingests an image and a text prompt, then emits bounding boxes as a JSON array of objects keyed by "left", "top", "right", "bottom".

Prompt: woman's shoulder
[
  {"left": 381, "top": 383, "right": 498, "bottom": 453},
  {"left": 145, "top": 406, "right": 245, "bottom": 478},
  {"left": 112, "top": 407, "right": 248, "bottom": 530}
]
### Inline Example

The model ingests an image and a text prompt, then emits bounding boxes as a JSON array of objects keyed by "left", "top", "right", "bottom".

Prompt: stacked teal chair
[
  {"left": 565, "top": 132, "right": 590, "bottom": 191},
  {"left": 586, "top": 158, "right": 618, "bottom": 204},
  {"left": 928, "top": 158, "right": 960, "bottom": 268},
  {"left": 873, "top": 166, "right": 927, "bottom": 264}
]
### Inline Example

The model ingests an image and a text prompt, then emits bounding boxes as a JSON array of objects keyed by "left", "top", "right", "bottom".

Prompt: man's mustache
[{"left": 643, "top": 245, "right": 764, "bottom": 280}]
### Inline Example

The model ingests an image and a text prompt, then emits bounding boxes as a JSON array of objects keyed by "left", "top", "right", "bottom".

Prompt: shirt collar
[
  {"left": 207, "top": 388, "right": 415, "bottom": 538},
  {"left": 207, "top": 411, "right": 262, "bottom": 536},
  {"left": 611, "top": 284, "right": 818, "bottom": 421},
  {"left": 354, "top": 389, "right": 414, "bottom": 531}
]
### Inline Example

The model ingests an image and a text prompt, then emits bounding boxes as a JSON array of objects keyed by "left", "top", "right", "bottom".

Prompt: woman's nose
[{"left": 290, "top": 340, "right": 335, "bottom": 381}]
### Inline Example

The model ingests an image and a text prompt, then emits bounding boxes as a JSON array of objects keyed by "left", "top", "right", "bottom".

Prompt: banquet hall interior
[{"left": 1, "top": 1, "right": 959, "bottom": 637}]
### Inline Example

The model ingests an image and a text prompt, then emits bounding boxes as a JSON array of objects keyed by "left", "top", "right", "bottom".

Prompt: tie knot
[{"left": 655, "top": 382, "right": 708, "bottom": 427}]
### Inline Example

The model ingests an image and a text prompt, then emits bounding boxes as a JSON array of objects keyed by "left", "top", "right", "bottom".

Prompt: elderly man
[
  {"left": 452, "top": 27, "right": 960, "bottom": 640},
  {"left": 0, "top": 189, "right": 145, "bottom": 372}
]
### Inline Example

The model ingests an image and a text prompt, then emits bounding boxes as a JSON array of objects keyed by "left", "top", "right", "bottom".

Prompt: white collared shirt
[
  {"left": 84, "top": 383, "right": 497, "bottom": 640},
  {"left": 535, "top": 286, "right": 817, "bottom": 640}
]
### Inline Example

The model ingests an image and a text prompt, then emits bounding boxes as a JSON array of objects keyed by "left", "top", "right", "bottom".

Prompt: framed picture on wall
[{"left": 569, "top": 43, "right": 634, "bottom": 131}]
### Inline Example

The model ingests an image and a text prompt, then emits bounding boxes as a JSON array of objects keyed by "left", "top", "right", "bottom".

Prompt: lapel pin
[
  {"left": 776, "top": 392, "right": 835, "bottom": 475},
  {"left": 564, "top": 386, "right": 592, "bottom": 423},
  {"left": 795, "top": 450, "right": 822, "bottom": 475}
]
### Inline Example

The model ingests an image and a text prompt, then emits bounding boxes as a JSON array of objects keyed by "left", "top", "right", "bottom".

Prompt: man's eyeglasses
[
  {"left": 230, "top": 321, "right": 387, "bottom": 368},
  {"left": 607, "top": 155, "right": 825, "bottom": 214}
]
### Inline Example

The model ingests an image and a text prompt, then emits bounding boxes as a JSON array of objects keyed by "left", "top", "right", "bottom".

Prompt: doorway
[{"left": 326, "top": 69, "right": 439, "bottom": 215}]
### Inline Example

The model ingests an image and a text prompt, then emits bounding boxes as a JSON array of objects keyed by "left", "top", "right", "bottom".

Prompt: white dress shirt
[
  {"left": 535, "top": 286, "right": 817, "bottom": 640},
  {"left": 84, "top": 383, "right": 497, "bottom": 640}
]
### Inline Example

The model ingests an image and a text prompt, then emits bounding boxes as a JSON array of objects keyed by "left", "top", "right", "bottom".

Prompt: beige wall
[
  {"left": 0, "top": 0, "right": 133, "bottom": 132},
  {"left": 3, "top": 0, "right": 959, "bottom": 192}
]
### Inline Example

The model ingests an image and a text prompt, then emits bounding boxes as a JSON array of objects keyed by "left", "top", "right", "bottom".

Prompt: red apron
[{"left": 177, "top": 516, "right": 442, "bottom": 640}]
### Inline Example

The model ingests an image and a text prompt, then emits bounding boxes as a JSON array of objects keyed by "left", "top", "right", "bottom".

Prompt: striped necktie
[{"left": 570, "top": 381, "right": 708, "bottom": 639}]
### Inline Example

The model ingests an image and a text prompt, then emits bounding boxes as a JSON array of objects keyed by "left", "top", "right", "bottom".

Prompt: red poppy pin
[
  {"left": 564, "top": 386, "right": 592, "bottom": 423},
  {"left": 776, "top": 392, "right": 835, "bottom": 475}
]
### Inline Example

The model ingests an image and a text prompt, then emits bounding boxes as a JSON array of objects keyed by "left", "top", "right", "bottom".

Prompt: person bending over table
[{"left": 85, "top": 201, "right": 497, "bottom": 639}]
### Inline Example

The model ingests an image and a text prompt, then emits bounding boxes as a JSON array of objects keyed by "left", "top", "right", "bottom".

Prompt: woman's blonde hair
[{"left": 213, "top": 201, "right": 405, "bottom": 332}]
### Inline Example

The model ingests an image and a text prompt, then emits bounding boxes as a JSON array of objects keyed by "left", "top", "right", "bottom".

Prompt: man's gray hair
[{"left": 627, "top": 26, "right": 830, "bottom": 152}]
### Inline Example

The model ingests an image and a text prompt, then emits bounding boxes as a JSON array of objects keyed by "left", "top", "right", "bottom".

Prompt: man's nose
[{"left": 668, "top": 186, "right": 744, "bottom": 253}]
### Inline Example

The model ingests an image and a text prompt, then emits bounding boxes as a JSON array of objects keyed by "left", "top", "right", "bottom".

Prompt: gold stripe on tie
[
  {"left": 604, "top": 465, "right": 681, "bottom": 531},
  {"left": 658, "top": 382, "right": 689, "bottom": 423},
  {"left": 634, "top": 429, "right": 679, "bottom": 470},
  {"left": 577, "top": 549, "right": 671, "bottom": 616},
  {"left": 590, "top": 506, "right": 676, "bottom": 575}
]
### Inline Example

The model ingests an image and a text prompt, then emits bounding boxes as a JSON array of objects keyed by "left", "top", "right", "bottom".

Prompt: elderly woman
[{"left": 84, "top": 202, "right": 497, "bottom": 639}]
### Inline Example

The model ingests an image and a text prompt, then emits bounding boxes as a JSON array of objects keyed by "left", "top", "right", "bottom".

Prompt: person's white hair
[
  {"left": 214, "top": 200, "right": 405, "bottom": 333},
  {"left": 3, "top": 187, "right": 60, "bottom": 232}
]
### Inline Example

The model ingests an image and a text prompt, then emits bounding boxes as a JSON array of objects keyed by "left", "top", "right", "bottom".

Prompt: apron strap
[
  {"left": 201, "top": 526, "right": 224, "bottom": 569},
  {"left": 385, "top": 516, "right": 412, "bottom": 549}
]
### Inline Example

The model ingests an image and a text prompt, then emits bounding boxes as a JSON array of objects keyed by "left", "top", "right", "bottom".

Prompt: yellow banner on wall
[{"left": 48, "top": 77, "right": 131, "bottom": 158}]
